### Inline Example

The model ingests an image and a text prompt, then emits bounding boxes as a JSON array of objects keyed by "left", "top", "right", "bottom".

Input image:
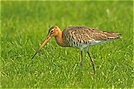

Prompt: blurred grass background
[{"left": 1, "top": 1, "right": 133, "bottom": 88}]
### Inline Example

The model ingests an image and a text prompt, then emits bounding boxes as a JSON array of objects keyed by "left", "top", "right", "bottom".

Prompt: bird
[{"left": 32, "top": 26, "right": 121, "bottom": 73}]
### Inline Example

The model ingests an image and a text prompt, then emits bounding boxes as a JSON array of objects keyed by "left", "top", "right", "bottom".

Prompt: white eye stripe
[{"left": 50, "top": 29, "right": 54, "bottom": 33}]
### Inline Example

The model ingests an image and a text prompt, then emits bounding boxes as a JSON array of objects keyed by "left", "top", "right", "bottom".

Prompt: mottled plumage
[
  {"left": 32, "top": 26, "right": 121, "bottom": 73},
  {"left": 62, "top": 26, "right": 120, "bottom": 50}
]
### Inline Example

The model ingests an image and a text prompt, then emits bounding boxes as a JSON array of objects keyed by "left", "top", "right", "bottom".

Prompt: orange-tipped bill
[{"left": 32, "top": 36, "right": 51, "bottom": 59}]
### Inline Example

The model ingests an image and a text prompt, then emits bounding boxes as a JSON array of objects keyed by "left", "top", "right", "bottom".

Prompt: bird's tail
[{"left": 104, "top": 32, "right": 121, "bottom": 41}]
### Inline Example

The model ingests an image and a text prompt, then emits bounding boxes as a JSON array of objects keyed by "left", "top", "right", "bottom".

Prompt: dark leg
[
  {"left": 80, "top": 51, "right": 84, "bottom": 68},
  {"left": 87, "top": 51, "right": 96, "bottom": 74}
]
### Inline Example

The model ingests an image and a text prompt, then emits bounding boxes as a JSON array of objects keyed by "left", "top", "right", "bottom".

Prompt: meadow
[{"left": 1, "top": 1, "right": 133, "bottom": 88}]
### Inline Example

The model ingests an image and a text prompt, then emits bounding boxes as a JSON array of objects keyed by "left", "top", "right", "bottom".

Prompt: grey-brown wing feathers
[{"left": 63, "top": 26, "right": 120, "bottom": 45}]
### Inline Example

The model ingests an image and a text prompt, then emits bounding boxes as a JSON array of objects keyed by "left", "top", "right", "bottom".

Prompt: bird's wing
[{"left": 63, "top": 26, "right": 120, "bottom": 44}]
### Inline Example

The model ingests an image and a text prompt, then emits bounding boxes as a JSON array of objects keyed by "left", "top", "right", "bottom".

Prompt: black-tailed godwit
[{"left": 32, "top": 26, "right": 121, "bottom": 73}]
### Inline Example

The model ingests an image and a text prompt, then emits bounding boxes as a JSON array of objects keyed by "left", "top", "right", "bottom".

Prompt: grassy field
[{"left": 1, "top": 1, "right": 133, "bottom": 88}]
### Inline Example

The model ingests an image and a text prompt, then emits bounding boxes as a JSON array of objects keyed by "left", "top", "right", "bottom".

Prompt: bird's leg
[
  {"left": 87, "top": 51, "right": 96, "bottom": 74},
  {"left": 80, "top": 51, "right": 84, "bottom": 68}
]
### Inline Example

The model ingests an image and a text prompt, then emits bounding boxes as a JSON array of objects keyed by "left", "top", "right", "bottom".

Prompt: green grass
[{"left": 1, "top": 1, "right": 133, "bottom": 88}]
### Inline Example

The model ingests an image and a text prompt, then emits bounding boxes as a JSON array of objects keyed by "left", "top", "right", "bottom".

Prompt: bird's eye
[{"left": 50, "top": 29, "right": 54, "bottom": 33}]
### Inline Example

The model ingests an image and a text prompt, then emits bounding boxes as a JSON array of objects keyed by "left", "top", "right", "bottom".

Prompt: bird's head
[
  {"left": 47, "top": 26, "right": 60, "bottom": 37},
  {"left": 31, "top": 26, "right": 60, "bottom": 59}
]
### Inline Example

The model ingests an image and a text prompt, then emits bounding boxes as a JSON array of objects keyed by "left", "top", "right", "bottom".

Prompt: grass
[{"left": 1, "top": 1, "right": 133, "bottom": 88}]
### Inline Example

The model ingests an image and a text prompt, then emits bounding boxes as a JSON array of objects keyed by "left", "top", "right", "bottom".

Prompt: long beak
[{"left": 32, "top": 36, "right": 51, "bottom": 59}]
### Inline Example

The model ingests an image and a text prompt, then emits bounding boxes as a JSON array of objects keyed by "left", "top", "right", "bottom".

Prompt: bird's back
[{"left": 62, "top": 26, "right": 120, "bottom": 49}]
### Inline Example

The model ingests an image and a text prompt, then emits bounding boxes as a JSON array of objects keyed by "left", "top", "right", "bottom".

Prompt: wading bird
[{"left": 32, "top": 26, "right": 120, "bottom": 73}]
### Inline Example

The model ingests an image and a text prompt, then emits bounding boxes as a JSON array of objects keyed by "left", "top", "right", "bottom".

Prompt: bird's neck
[{"left": 55, "top": 31, "right": 68, "bottom": 47}]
